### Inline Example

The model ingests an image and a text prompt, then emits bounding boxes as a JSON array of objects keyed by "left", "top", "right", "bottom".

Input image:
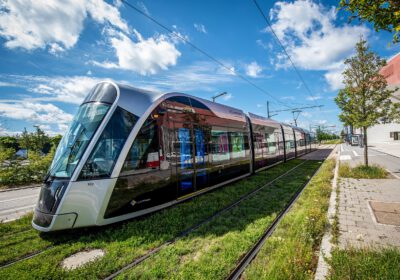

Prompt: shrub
[{"left": 339, "top": 163, "right": 388, "bottom": 179}]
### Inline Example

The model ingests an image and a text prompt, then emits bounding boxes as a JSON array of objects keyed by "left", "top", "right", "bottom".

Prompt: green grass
[
  {"left": 116, "top": 161, "right": 322, "bottom": 279},
  {"left": 329, "top": 247, "right": 400, "bottom": 280},
  {"left": 242, "top": 159, "right": 336, "bottom": 280},
  {"left": 0, "top": 160, "right": 304, "bottom": 279},
  {"left": 321, "top": 139, "right": 342, "bottom": 145},
  {"left": 339, "top": 163, "right": 388, "bottom": 179}
]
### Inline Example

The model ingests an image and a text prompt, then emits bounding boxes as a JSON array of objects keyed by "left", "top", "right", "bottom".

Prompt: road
[
  {"left": 339, "top": 143, "right": 400, "bottom": 178},
  {"left": 0, "top": 187, "right": 40, "bottom": 222}
]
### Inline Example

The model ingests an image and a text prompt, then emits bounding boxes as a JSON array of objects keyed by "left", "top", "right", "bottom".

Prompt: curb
[
  {"left": 314, "top": 144, "right": 340, "bottom": 280},
  {"left": 0, "top": 184, "right": 41, "bottom": 193}
]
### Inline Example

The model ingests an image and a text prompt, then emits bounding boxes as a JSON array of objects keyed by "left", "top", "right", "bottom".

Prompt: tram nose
[{"left": 32, "top": 179, "right": 75, "bottom": 230}]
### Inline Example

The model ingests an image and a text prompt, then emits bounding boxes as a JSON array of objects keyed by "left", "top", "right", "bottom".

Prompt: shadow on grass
[{"left": 1, "top": 160, "right": 321, "bottom": 279}]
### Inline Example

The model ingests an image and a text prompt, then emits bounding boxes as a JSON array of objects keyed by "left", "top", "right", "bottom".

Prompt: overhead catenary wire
[
  {"left": 120, "top": 0, "right": 292, "bottom": 109},
  {"left": 252, "top": 0, "right": 320, "bottom": 105}
]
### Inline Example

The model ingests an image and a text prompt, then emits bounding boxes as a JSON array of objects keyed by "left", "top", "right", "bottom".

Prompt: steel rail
[
  {"left": 103, "top": 160, "right": 309, "bottom": 280},
  {"left": 225, "top": 162, "right": 324, "bottom": 280}
]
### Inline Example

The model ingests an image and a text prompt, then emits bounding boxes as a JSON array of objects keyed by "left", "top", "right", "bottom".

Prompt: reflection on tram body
[{"left": 32, "top": 82, "right": 317, "bottom": 232}]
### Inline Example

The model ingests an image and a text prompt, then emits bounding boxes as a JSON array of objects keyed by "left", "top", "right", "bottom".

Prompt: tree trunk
[{"left": 363, "top": 126, "right": 368, "bottom": 166}]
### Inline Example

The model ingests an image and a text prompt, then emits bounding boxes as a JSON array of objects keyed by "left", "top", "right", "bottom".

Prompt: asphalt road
[
  {"left": 340, "top": 143, "right": 400, "bottom": 178},
  {"left": 0, "top": 187, "right": 40, "bottom": 222}
]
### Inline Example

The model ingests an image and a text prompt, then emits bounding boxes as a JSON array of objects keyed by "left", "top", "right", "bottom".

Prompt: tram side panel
[
  {"left": 251, "top": 123, "right": 284, "bottom": 171},
  {"left": 103, "top": 96, "right": 251, "bottom": 220}
]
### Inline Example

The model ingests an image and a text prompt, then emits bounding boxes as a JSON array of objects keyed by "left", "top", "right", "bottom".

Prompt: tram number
[{"left": 87, "top": 182, "right": 94, "bottom": 186}]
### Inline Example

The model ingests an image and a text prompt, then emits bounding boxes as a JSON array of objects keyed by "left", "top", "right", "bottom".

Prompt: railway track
[
  {"left": 225, "top": 163, "right": 323, "bottom": 280},
  {"left": 103, "top": 160, "right": 310, "bottom": 280},
  {"left": 0, "top": 158, "right": 318, "bottom": 277}
]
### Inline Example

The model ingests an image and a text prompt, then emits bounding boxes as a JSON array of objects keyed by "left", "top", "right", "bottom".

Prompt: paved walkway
[
  {"left": 338, "top": 178, "right": 400, "bottom": 248},
  {"left": 370, "top": 142, "right": 400, "bottom": 158}
]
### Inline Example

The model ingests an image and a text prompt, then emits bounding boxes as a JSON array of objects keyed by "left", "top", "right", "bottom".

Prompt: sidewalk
[
  {"left": 338, "top": 178, "right": 400, "bottom": 249},
  {"left": 369, "top": 142, "right": 400, "bottom": 158}
]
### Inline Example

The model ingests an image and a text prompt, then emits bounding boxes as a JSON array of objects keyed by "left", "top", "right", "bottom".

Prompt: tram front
[{"left": 32, "top": 82, "right": 130, "bottom": 231}]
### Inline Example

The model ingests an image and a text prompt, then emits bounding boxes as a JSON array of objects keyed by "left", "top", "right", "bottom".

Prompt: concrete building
[{"left": 366, "top": 53, "right": 400, "bottom": 144}]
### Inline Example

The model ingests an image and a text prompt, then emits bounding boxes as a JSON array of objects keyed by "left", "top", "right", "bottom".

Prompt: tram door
[
  {"left": 173, "top": 122, "right": 209, "bottom": 197},
  {"left": 193, "top": 125, "right": 209, "bottom": 190}
]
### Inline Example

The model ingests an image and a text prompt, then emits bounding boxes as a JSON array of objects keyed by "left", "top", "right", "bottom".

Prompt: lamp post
[{"left": 212, "top": 91, "right": 227, "bottom": 102}]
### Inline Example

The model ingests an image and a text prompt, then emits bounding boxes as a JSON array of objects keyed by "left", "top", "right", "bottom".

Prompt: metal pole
[
  {"left": 212, "top": 92, "right": 227, "bottom": 102},
  {"left": 267, "top": 101, "right": 270, "bottom": 118}
]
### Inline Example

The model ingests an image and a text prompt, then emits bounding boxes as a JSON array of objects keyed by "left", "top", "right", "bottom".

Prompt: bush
[
  {"left": 339, "top": 163, "right": 388, "bottom": 179},
  {"left": 0, "top": 149, "right": 54, "bottom": 187}
]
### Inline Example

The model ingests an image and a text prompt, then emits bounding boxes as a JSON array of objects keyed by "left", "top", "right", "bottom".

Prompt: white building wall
[{"left": 367, "top": 123, "right": 400, "bottom": 143}]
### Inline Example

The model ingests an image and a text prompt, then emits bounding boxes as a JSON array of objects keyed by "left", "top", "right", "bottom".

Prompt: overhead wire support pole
[
  {"left": 266, "top": 101, "right": 277, "bottom": 118},
  {"left": 252, "top": 0, "right": 320, "bottom": 105},
  {"left": 120, "top": 0, "right": 292, "bottom": 109}
]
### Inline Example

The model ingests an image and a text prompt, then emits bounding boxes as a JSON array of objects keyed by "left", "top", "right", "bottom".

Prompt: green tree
[
  {"left": 335, "top": 39, "right": 400, "bottom": 166},
  {"left": 0, "top": 136, "right": 19, "bottom": 151},
  {"left": 339, "top": 0, "right": 400, "bottom": 44}
]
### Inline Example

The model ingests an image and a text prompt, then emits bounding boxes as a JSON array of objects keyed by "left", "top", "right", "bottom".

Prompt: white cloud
[
  {"left": 222, "top": 93, "right": 233, "bottom": 101},
  {"left": 269, "top": 0, "right": 369, "bottom": 90},
  {"left": 137, "top": 1, "right": 150, "bottom": 15},
  {"left": 0, "top": 0, "right": 128, "bottom": 53},
  {"left": 306, "top": 95, "right": 322, "bottom": 101},
  {"left": 0, "top": 81, "right": 16, "bottom": 87},
  {"left": 245, "top": 61, "right": 263, "bottom": 78},
  {"left": 256, "top": 104, "right": 264, "bottom": 108},
  {"left": 0, "top": 75, "right": 108, "bottom": 104},
  {"left": 145, "top": 61, "right": 236, "bottom": 92},
  {"left": 280, "top": 96, "right": 295, "bottom": 100},
  {"left": 92, "top": 29, "right": 181, "bottom": 75},
  {"left": 0, "top": 60, "right": 237, "bottom": 104},
  {"left": 301, "top": 111, "right": 312, "bottom": 117},
  {"left": 194, "top": 23, "right": 207, "bottom": 34},
  {"left": 0, "top": 102, "right": 73, "bottom": 125},
  {"left": 324, "top": 66, "right": 345, "bottom": 91}
]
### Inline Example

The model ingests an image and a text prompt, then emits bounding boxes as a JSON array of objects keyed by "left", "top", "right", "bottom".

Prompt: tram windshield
[{"left": 48, "top": 102, "right": 111, "bottom": 178}]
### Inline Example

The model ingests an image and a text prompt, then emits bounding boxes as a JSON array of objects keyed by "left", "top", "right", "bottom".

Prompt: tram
[{"left": 32, "top": 82, "right": 317, "bottom": 231}]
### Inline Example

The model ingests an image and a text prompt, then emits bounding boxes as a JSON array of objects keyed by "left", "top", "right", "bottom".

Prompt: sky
[{"left": 0, "top": 0, "right": 399, "bottom": 136}]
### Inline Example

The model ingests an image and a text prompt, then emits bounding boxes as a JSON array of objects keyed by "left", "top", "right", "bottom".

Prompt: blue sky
[{"left": 0, "top": 0, "right": 399, "bottom": 136}]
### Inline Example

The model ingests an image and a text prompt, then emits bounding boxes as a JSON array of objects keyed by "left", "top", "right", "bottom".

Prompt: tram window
[
  {"left": 188, "top": 98, "right": 210, "bottom": 110},
  {"left": 229, "top": 131, "right": 245, "bottom": 159},
  {"left": 121, "top": 118, "right": 159, "bottom": 174},
  {"left": 266, "top": 133, "right": 277, "bottom": 154},
  {"left": 253, "top": 132, "right": 263, "bottom": 155},
  {"left": 167, "top": 96, "right": 191, "bottom": 107},
  {"left": 211, "top": 130, "right": 230, "bottom": 162},
  {"left": 79, "top": 107, "right": 138, "bottom": 179}
]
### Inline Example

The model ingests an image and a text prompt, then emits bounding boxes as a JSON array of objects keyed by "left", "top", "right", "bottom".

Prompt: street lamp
[{"left": 212, "top": 91, "right": 227, "bottom": 102}]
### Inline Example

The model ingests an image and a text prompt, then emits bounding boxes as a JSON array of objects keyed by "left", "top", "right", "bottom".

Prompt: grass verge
[
  {"left": 242, "top": 159, "right": 335, "bottom": 280},
  {"left": 116, "top": 161, "right": 322, "bottom": 279},
  {"left": 329, "top": 247, "right": 400, "bottom": 279},
  {"left": 0, "top": 160, "right": 302, "bottom": 279},
  {"left": 339, "top": 163, "right": 388, "bottom": 179},
  {"left": 321, "top": 139, "right": 342, "bottom": 145}
]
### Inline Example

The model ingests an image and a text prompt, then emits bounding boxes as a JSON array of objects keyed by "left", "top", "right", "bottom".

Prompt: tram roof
[
  {"left": 113, "top": 82, "right": 246, "bottom": 122},
  {"left": 247, "top": 113, "right": 281, "bottom": 128}
]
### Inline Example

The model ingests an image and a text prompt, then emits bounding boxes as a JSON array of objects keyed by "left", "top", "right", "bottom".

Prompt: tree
[
  {"left": 0, "top": 136, "right": 19, "bottom": 151},
  {"left": 335, "top": 38, "right": 400, "bottom": 166},
  {"left": 339, "top": 0, "right": 400, "bottom": 44}
]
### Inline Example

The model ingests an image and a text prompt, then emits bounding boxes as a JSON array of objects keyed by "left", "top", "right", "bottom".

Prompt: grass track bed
[
  {"left": 242, "top": 159, "right": 335, "bottom": 280},
  {"left": 116, "top": 160, "right": 322, "bottom": 279},
  {"left": 1, "top": 160, "right": 302, "bottom": 279},
  {"left": 329, "top": 247, "right": 400, "bottom": 279}
]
